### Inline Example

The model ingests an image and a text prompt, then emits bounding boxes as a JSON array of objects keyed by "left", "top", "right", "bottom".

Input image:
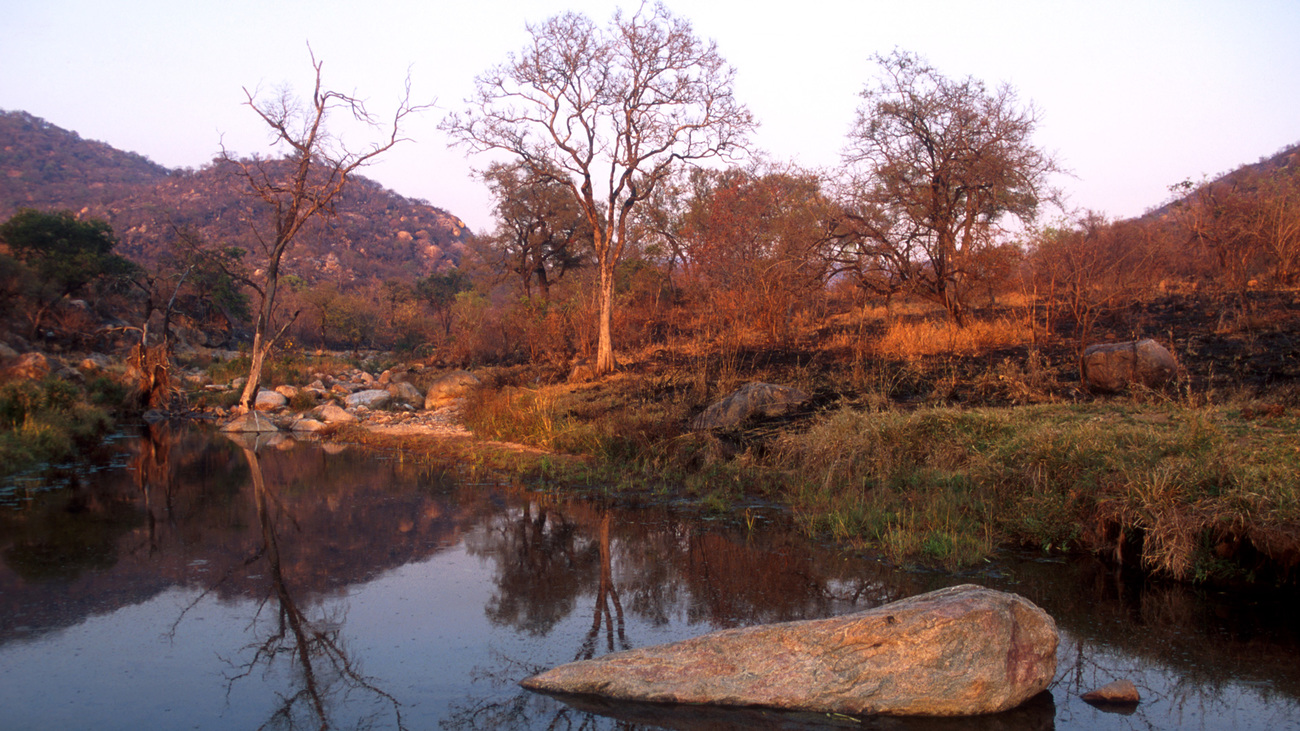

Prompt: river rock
[
  {"left": 690, "top": 382, "right": 809, "bottom": 430},
  {"left": 387, "top": 381, "right": 425, "bottom": 408},
  {"left": 1081, "top": 339, "right": 1177, "bottom": 392},
  {"left": 345, "top": 388, "right": 391, "bottom": 410},
  {"left": 290, "top": 417, "right": 330, "bottom": 433},
  {"left": 253, "top": 390, "right": 288, "bottom": 411},
  {"left": 219, "top": 411, "right": 281, "bottom": 433},
  {"left": 522, "top": 584, "right": 1058, "bottom": 716},
  {"left": 314, "top": 403, "right": 358, "bottom": 424},
  {"left": 1082, "top": 679, "right": 1140, "bottom": 705},
  {"left": 424, "top": 370, "right": 481, "bottom": 409}
]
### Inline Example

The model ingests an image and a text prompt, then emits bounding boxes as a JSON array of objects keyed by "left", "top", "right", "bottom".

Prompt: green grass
[
  {"left": 774, "top": 402, "right": 1300, "bottom": 581},
  {"left": 0, "top": 377, "right": 114, "bottom": 478}
]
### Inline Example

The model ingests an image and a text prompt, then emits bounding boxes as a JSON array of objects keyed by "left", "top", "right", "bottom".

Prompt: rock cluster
[{"left": 215, "top": 364, "right": 480, "bottom": 435}]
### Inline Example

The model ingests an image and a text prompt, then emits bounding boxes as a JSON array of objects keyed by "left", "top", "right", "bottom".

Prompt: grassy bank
[
  {"left": 458, "top": 371, "right": 1300, "bottom": 586},
  {"left": 0, "top": 377, "right": 116, "bottom": 479}
]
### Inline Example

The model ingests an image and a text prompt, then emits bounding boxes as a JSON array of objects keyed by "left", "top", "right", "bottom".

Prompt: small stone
[{"left": 1082, "top": 679, "right": 1140, "bottom": 705}]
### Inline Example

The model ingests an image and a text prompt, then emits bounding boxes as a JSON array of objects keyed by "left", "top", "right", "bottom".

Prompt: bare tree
[
  {"left": 225, "top": 51, "right": 426, "bottom": 411},
  {"left": 840, "top": 50, "right": 1060, "bottom": 324},
  {"left": 443, "top": 2, "right": 754, "bottom": 375}
]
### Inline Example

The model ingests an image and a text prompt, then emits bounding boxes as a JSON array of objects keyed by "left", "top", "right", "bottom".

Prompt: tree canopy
[
  {"left": 444, "top": 1, "right": 754, "bottom": 374},
  {"left": 839, "top": 51, "right": 1060, "bottom": 324}
]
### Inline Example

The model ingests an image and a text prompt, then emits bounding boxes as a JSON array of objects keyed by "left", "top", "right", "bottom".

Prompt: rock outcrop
[
  {"left": 522, "top": 584, "right": 1058, "bottom": 716},
  {"left": 690, "top": 382, "right": 809, "bottom": 430},
  {"left": 1081, "top": 339, "right": 1177, "bottom": 392}
]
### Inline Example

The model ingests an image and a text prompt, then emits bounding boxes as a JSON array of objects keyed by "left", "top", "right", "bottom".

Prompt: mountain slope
[{"left": 0, "top": 109, "right": 469, "bottom": 284}]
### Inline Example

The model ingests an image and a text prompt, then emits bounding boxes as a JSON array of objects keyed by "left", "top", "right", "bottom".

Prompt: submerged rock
[
  {"left": 690, "top": 382, "right": 809, "bottom": 430},
  {"left": 1082, "top": 679, "right": 1140, "bottom": 706},
  {"left": 522, "top": 584, "right": 1057, "bottom": 717}
]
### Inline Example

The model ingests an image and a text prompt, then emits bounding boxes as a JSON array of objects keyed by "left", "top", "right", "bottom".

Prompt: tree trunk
[
  {"left": 239, "top": 330, "right": 268, "bottom": 412},
  {"left": 595, "top": 267, "right": 617, "bottom": 375}
]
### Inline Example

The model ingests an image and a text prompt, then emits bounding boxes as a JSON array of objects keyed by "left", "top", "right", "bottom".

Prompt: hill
[{"left": 0, "top": 110, "right": 469, "bottom": 285}]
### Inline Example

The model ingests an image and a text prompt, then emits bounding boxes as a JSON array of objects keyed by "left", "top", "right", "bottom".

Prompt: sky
[{"left": 2, "top": 0, "right": 1298, "bottom": 235}]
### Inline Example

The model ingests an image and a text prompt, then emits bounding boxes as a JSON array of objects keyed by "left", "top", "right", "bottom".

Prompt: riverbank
[{"left": 434, "top": 364, "right": 1298, "bottom": 587}]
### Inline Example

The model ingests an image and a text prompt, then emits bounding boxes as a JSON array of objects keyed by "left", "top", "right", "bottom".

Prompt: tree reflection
[{"left": 224, "top": 442, "right": 405, "bottom": 731}]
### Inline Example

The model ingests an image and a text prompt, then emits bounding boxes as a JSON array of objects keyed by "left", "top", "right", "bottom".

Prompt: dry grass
[{"left": 872, "top": 316, "right": 1034, "bottom": 361}]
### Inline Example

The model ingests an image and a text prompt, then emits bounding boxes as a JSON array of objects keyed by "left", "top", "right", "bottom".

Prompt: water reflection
[
  {"left": 0, "top": 429, "right": 1298, "bottom": 730},
  {"left": 225, "top": 441, "right": 405, "bottom": 730}
]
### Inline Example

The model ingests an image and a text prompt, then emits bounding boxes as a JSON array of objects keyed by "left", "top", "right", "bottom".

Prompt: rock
[
  {"left": 690, "top": 382, "right": 809, "bottom": 430},
  {"left": 6, "top": 352, "right": 52, "bottom": 380},
  {"left": 1082, "top": 679, "right": 1140, "bottom": 706},
  {"left": 346, "top": 388, "right": 391, "bottom": 410},
  {"left": 568, "top": 362, "right": 596, "bottom": 383},
  {"left": 253, "top": 390, "right": 288, "bottom": 411},
  {"left": 0, "top": 342, "right": 18, "bottom": 360},
  {"left": 290, "top": 418, "right": 330, "bottom": 433},
  {"left": 78, "top": 353, "right": 113, "bottom": 373},
  {"left": 387, "top": 381, "right": 425, "bottom": 408},
  {"left": 274, "top": 385, "right": 299, "bottom": 400},
  {"left": 314, "top": 403, "right": 358, "bottom": 424},
  {"left": 1081, "top": 339, "right": 1177, "bottom": 392},
  {"left": 424, "top": 370, "right": 481, "bottom": 409},
  {"left": 219, "top": 411, "right": 281, "bottom": 433},
  {"left": 522, "top": 584, "right": 1058, "bottom": 717},
  {"left": 552, "top": 686, "right": 1058, "bottom": 731}
]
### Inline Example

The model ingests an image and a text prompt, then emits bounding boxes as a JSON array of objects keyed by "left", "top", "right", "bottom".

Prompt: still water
[{"left": 0, "top": 426, "right": 1297, "bottom": 730}]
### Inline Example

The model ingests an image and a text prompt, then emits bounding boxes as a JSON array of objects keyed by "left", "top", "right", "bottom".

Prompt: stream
[{"left": 0, "top": 425, "right": 1297, "bottom": 730}]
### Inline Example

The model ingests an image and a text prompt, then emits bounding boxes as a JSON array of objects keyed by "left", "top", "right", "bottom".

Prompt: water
[{"left": 0, "top": 425, "right": 1296, "bottom": 730}]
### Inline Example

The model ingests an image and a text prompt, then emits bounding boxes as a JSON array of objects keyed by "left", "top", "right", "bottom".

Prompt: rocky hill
[{"left": 0, "top": 110, "right": 469, "bottom": 285}]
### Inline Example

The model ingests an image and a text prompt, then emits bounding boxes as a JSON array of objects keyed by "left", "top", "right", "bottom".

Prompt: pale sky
[{"left": 2, "top": 0, "right": 1298, "bottom": 235}]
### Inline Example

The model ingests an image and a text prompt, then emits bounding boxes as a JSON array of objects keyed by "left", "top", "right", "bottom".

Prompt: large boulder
[
  {"left": 424, "top": 370, "right": 481, "bottom": 409},
  {"left": 522, "top": 584, "right": 1058, "bottom": 717},
  {"left": 1081, "top": 339, "right": 1177, "bottom": 392},
  {"left": 345, "top": 388, "right": 392, "bottom": 410},
  {"left": 690, "top": 382, "right": 809, "bottom": 430}
]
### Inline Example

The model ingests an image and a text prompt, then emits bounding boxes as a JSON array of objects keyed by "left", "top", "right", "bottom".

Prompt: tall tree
[
  {"left": 225, "top": 51, "right": 425, "bottom": 412},
  {"left": 840, "top": 51, "right": 1060, "bottom": 324},
  {"left": 444, "top": 2, "right": 754, "bottom": 375}
]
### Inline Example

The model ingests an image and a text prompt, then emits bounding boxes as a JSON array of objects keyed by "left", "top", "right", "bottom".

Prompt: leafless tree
[
  {"left": 443, "top": 2, "right": 754, "bottom": 375},
  {"left": 840, "top": 50, "right": 1061, "bottom": 324},
  {"left": 225, "top": 50, "right": 427, "bottom": 411}
]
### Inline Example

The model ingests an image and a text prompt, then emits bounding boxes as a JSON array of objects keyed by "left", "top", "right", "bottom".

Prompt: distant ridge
[
  {"left": 1140, "top": 140, "right": 1300, "bottom": 221},
  {"left": 0, "top": 109, "right": 469, "bottom": 285}
]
